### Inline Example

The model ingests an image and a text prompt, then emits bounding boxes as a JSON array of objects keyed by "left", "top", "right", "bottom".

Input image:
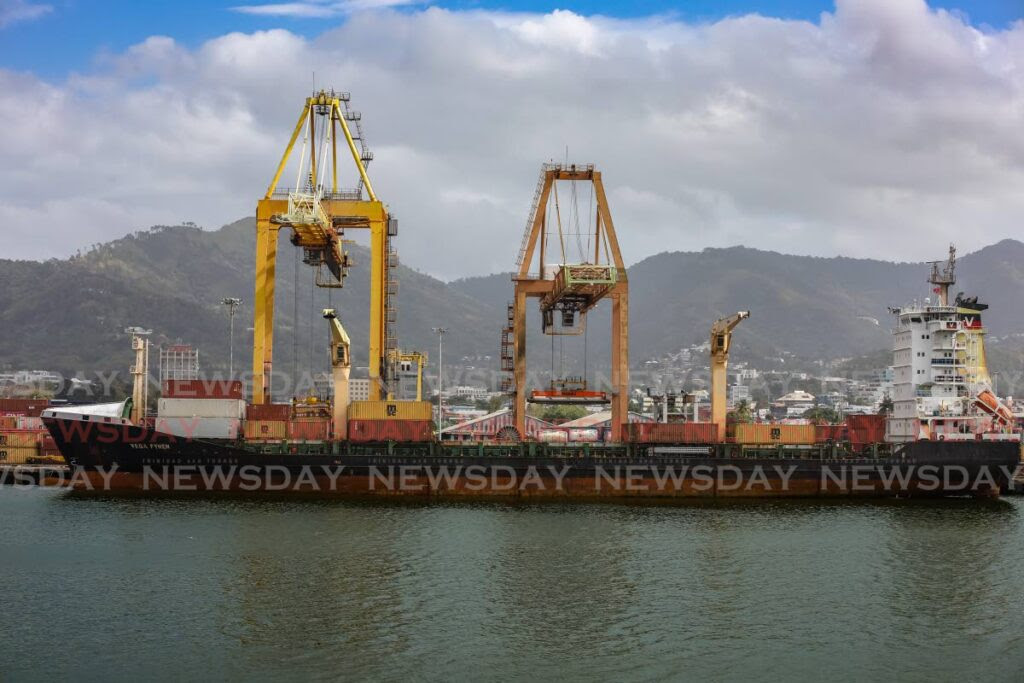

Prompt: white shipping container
[
  {"left": 537, "top": 430, "right": 568, "bottom": 443},
  {"left": 16, "top": 416, "right": 44, "bottom": 430},
  {"left": 567, "top": 428, "right": 600, "bottom": 443},
  {"left": 155, "top": 417, "right": 242, "bottom": 440},
  {"left": 157, "top": 398, "right": 246, "bottom": 419}
]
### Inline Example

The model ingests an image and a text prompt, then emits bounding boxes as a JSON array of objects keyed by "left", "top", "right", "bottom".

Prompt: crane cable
[
  {"left": 587, "top": 181, "right": 594, "bottom": 263},
  {"left": 293, "top": 247, "right": 299, "bottom": 395},
  {"left": 571, "top": 178, "right": 584, "bottom": 260},
  {"left": 295, "top": 108, "right": 310, "bottom": 192},
  {"left": 317, "top": 111, "right": 331, "bottom": 198},
  {"left": 552, "top": 180, "right": 567, "bottom": 265},
  {"left": 309, "top": 266, "right": 315, "bottom": 395}
]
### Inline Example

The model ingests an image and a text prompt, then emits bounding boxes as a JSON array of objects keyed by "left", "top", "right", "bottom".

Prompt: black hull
[{"left": 43, "top": 416, "right": 1022, "bottom": 498}]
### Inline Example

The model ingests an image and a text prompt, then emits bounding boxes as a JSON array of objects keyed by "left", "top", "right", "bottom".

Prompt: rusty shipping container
[
  {"left": 348, "top": 419, "right": 434, "bottom": 443},
  {"left": 625, "top": 422, "right": 718, "bottom": 444},
  {"left": 246, "top": 404, "right": 292, "bottom": 421},
  {"left": 815, "top": 424, "right": 848, "bottom": 443},
  {"left": 0, "top": 398, "right": 50, "bottom": 417},
  {"left": 0, "top": 431, "right": 40, "bottom": 448},
  {"left": 287, "top": 418, "right": 332, "bottom": 441},
  {"left": 0, "top": 416, "right": 17, "bottom": 430},
  {"left": 163, "top": 379, "right": 244, "bottom": 400},
  {"left": 244, "top": 420, "right": 288, "bottom": 440},
  {"left": 846, "top": 414, "right": 886, "bottom": 447},
  {"left": 733, "top": 423, "right": 816, "bottom": 445},
  {"left": 348, "top": 400, "right": 433, "bottom": 421},
  {"left": 0, "top": 445, "right": 39, "bottom": 465}
]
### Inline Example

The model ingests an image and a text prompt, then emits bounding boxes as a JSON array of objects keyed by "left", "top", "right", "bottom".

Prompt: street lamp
[
  {"left": 432, "top": 327, "right": 448, "bottom": 428},
  {"left": 221, "top": 298, "right": 242, "bottom": 378}
]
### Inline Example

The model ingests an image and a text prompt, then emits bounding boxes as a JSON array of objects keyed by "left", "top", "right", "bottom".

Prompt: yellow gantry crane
[
  {"left": 252, "top": 90, "right": 401, "bottom": 404},
  {"left": 710, "top": 311, "right": 749, "bottom": 441}
]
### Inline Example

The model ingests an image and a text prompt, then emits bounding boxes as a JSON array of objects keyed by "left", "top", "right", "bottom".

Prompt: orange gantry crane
[
  {"left": 252, "top": 90, "right": 403, "bottom": 404},
  {"left": 503, "top": 163, "right": 629, "bottom": 442}
]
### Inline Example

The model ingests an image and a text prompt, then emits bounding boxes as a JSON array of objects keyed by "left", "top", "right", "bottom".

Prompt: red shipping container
[
  {"left": 846, "top": 414, "right": 886, "bottom": 446},
  {"left": 287, "top": 418, "right": 332, "bottom": 441},
  {"left": 163, "top": 379, "right": 244, "bottom": 400},
  {"left": 0, "top": 398, "right": 50, "bottom": 417},
  {"left": 348, "top": 419, "right": 434, "bottom": 443},
  {"left": 815, "top": 424, "right": 848, "bottom": 443},
  {"left": 246, "top": 403, "right": 292, "bottom": 421},
  {"left": 624, "top": 422, "right": 718, "bottom": 444}
]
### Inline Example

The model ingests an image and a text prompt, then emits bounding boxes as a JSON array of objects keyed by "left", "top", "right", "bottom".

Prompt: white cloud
[
  {"left": 2, "top": 1, "right": 1024, "bottom": 280},
  {"left": 232, "top": 0, "right": 420, "bottom": 18},
  {"left": 0, "top": 0, "right": 51, "bottom": 28}
]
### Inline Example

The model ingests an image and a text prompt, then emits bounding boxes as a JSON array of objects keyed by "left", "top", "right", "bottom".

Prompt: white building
[
  {"left": 447, "top": 385, "right": 489, "bottom": 402},
  {"left": 349, "top": 378, "right": 370, "bottom": 402}
]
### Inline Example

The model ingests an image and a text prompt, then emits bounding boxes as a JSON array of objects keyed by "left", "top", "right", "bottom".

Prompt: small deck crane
[
  {"left": 323, "top": 309, "right": 351, "bottom": 439},
  {"left": 710, "top": 311, "right": 749, "bottom": 441}
]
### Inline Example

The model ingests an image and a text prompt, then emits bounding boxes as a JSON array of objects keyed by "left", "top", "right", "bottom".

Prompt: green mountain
[
  {"left": 0, "top": 219, "right": 493, "bottom": 380},
  {"left": 3, "top": 220, "right": 1024, "bottom": 387}
]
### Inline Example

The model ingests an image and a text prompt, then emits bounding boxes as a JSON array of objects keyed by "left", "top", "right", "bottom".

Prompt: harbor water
[{"left": 2, "top": 490, "right": 1024, "bottom": 680}]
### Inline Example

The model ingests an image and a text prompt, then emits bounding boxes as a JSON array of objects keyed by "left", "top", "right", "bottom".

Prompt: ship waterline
[{"left": 41, "top": 415, "right": 1022, "bottom": 498}]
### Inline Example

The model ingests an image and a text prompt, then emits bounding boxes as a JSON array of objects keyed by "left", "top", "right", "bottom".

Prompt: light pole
[
  {"left": 432, "top": 327, "right": 447, "bottom": 428},
  {"left": 221, "top": 298, "right": 242, "bottom": 378}
]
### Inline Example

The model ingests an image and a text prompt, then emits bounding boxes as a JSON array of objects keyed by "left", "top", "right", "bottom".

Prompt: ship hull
[{"left": 43, "top": 416, "right": 1021, "bottom": 499}]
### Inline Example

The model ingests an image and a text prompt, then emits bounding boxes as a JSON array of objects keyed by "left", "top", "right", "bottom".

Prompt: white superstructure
[{"left": 886, "top": 246, "right": 1015, "bottom": 442}]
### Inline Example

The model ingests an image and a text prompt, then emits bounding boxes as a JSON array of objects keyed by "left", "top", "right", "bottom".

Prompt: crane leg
[
  {"left": 610, "top": 283, "right": 629, "bottom": 442},
  {"left": 514, "top": 287, "right": 527, "bottom": 438},
  {"left": 252, "top": 220, "right": 280, "bottom": 404},
  {"left": 369, "top": 219, "right": 385, "bottom": 400}
]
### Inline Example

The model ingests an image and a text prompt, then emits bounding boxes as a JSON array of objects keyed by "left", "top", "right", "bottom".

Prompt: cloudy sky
[{"left": 1, "top": 0, "right": 1022, "bottom": 279}]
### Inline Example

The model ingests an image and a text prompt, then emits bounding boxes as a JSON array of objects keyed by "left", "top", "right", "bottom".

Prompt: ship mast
[{"left": 929, "top": 244, "right": 956, "bottom": 306}]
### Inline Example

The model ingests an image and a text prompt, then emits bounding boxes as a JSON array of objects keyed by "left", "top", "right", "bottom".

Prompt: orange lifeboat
[{"left": 974, "top": 389, "right": 1014, "bottom": 425}]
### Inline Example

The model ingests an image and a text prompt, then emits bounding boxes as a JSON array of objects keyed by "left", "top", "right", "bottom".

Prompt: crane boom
[{"left": 710, "top": 311, "right": 749, "bottom": 441}]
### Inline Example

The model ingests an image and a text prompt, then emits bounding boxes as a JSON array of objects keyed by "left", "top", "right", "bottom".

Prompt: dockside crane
[
  {"left": 504, "top": 163, "right": 629, "bottom": 442},
  {"left": 710, "top": 312, "right": 749, "bottom": 441},
  {"left": 253, "top": 90, "right": 406, "bottom": 405}
]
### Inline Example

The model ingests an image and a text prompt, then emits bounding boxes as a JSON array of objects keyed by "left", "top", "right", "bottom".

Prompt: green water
[{"left": 2, "top": 489, "right": 1023, "bottom": 681}]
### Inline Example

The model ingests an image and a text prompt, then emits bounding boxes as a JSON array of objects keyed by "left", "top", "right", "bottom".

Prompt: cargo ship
[
  {"left": 38, "top": 248, "right": 1023, "bottom": 499},
  {"left": 35, "top": 92, "right": 1024, "bottom": 498}
]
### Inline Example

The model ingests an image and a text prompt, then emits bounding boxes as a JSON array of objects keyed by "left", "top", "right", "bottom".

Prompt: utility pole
[
  {"left": 432, "top": 327, "right": 448, "bottom": 428},
  {"left": 221, "top": 298, "right": 242, "bottom": 378}
]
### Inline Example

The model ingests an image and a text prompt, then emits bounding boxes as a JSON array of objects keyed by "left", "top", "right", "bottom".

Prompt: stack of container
[
  {"left": 156, "top": 382, "right": 245, "bottom": 440},
  {"left": 0, "top": 430, "right": 42, "bottom": 465},
  {"left": 288, "top": 401, "right": 332, "bottom": 441},
  {"left": 348, "top": 400, "right": 434, "bottom": 443},
  {"left": 0, "top": 398, "right": 52, "bottom": 464},
  {"left": 245, "top": 404, "right": 290, "bottom": 441}
]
